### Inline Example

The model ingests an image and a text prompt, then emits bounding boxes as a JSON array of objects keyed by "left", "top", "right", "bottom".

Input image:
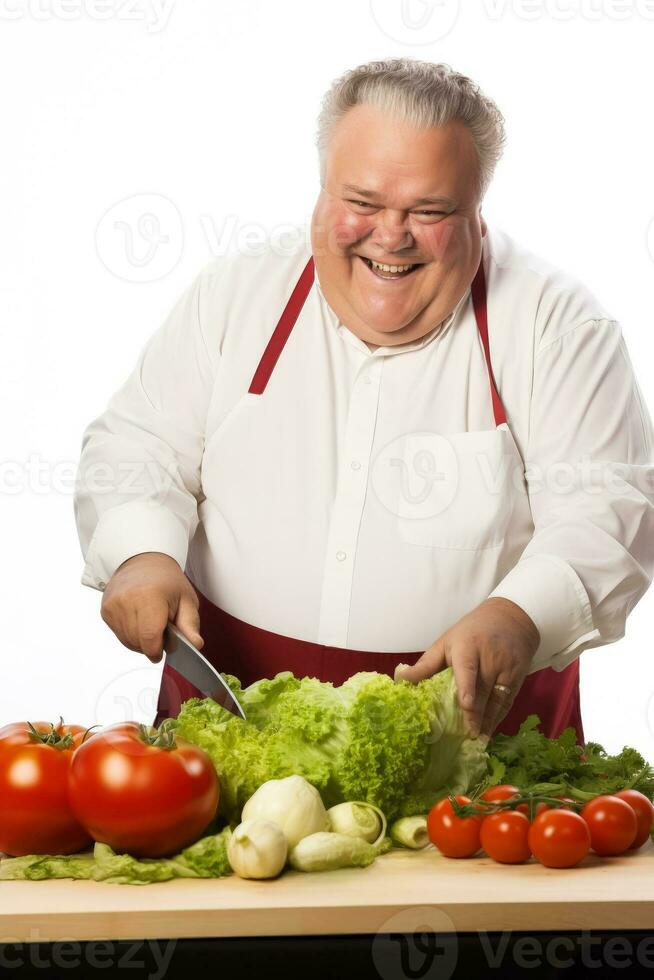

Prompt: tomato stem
[
  {"left": 450, "top": 792, "right": 586, "bottom": 818},
  {"left": 26, "top": 719, "right": 75, "bottom": 750},
  {"left": 137, "top": 720, "right": 177, "bottom": 750},
  {"left": 80, "top": 725, "right": 101, "bottom": 744}
]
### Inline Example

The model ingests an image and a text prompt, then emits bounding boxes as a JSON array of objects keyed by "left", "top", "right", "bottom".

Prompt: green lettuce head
[{"left": 173, "top": 667, "right": 488, "bottom": 823}]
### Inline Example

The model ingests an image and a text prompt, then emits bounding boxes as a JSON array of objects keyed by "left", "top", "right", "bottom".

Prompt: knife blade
[{"left": 162, "top": 623, "right": 246, "bottom": 720}]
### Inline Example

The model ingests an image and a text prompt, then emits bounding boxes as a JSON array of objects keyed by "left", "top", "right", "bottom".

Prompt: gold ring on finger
[{"left": 492, "top": 683, "right": 512, "bottom": 696}]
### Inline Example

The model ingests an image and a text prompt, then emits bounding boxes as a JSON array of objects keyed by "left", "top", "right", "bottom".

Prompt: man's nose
[{"left": 370, "top": 211, "right": 413, "bottom": 253}]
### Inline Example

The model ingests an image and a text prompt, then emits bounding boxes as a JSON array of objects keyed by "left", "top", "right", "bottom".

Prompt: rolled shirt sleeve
[
  {"left": 74, "top": 262, "right": 222, "bottom": 590},
  {"left": 490, "top": 317, "right": 654, "bottom": 673}
]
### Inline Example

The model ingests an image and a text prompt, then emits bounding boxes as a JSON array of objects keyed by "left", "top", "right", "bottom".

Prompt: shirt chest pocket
[{"left": 371, "top": 428, "right": 518, "bottom": 551}]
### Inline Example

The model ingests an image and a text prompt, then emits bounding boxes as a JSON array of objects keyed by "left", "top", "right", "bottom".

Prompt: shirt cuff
[
  {"left": 80, "top": 500, "right": 190, "bottom": 591},
  {"left": 488, "top": 554, "right": 601, "bottom": 673}
]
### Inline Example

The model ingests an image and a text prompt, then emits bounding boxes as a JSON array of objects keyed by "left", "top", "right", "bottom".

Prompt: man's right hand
[{"left": 100, "top": 552, "right": 204, "bottom": 663}]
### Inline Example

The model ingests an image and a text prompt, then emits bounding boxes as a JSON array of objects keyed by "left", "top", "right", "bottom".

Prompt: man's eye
[{"left": 346, "top": 200, "right": 446, "bottom": 217}]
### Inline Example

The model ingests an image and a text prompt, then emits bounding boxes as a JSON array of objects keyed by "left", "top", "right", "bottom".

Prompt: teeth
[{"left": 370, "top": 260, "right": 414, "bottom": 273}]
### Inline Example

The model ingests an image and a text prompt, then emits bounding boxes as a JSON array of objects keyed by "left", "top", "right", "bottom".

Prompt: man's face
[{"left": 311, "top": 104, "right": 487, "bottom": 347}]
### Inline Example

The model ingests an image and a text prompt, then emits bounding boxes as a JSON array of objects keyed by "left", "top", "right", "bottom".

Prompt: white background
[{"left": 1, "top": 0, "right": 653, "bottom": 758}]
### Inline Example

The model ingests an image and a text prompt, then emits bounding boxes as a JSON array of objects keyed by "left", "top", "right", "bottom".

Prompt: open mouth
[{"left": 357, "top": 255, "right": 421, "bottom": 280}]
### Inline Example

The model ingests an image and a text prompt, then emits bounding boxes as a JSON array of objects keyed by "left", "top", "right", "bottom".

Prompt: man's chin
[
  {"left": 355, "top": 321, "right": 420, "bottom": 346},
  {"left": 352, "top": 300, "right": 422, "bottom": 340}
]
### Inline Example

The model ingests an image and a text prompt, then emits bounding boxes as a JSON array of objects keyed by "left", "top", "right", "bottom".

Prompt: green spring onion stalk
[{"left": 389, "top": 816, "right": 430, "bottom": 849}]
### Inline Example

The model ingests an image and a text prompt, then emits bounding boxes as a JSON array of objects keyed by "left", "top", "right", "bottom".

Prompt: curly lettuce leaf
[
  {"left": 0, "top": 852, "right": 96, "bottom": 881},
  {"left": 174, "top": 667, "right": 489, "bottom": 823},
  {"left": 0, "top": 829, "right": 233, "bottom": 885}
]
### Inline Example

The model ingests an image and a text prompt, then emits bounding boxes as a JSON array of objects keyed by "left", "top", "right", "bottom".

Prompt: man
[{"left": 74, "top": 58, "right": 654, "bottom": 743}]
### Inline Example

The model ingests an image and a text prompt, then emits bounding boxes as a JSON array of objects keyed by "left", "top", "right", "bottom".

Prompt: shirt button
[
  {"left": 350, "top": 460, "right": 361, "bottom": 471},
  {"left": 335, "top": 550, "right": 347, "bottom": 562},
  {"left": 363, "top": 376, "right": 372, "bottom": 385}
]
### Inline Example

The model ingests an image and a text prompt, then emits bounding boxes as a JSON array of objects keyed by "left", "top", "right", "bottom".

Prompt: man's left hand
[{"left": 397, "top": 598, "right": 540, "bottom": 742}]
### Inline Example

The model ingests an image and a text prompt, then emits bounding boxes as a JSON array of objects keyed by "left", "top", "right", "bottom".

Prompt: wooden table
[{"left": 1, "top": 841, "right": 653, "bottom": 942}]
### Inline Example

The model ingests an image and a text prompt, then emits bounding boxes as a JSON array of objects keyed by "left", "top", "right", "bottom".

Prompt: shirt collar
[{"left": 314, "top": 267, "right": 470, "bottom": 357}]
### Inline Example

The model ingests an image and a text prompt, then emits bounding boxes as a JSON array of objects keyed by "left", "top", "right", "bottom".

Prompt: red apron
[{"left": 154, "top": 256, "right": 584, "bottom": 744}]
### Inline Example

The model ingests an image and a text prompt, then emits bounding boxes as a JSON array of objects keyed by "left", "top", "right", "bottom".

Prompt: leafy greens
[
  {"left": 486, "top": 715, "right": 654, "bottom": 801},
  {"left": 0, "top": 829, "right": 233, "bottom": 885},
  {"left": 173, "top": 667, "right": 489, "bottom": 824}
]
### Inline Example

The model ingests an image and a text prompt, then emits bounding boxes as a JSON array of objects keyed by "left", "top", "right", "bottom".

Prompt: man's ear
[{"left": 480, "top": 213, "right": 488, "bottom": 237}]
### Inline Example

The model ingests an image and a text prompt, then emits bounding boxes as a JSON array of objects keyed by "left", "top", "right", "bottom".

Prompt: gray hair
[{"left": 316, "top": 58, "right": 506, "bottom": 201}]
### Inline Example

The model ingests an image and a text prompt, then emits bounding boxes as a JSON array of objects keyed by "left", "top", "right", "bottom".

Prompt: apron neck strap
[
  {"left": 249, "top": 255, "right": 315, "bottom": 395},
  {"left": 249, "top": 253, "right": 508, "bottom": 430},
  {"left": 470, "top": 254, "right": 507, "bottom": 427}
]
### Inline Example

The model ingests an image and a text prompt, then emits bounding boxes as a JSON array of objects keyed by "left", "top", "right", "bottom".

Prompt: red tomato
[
  {"left": 0, "top": 720, "right": 93, "bottom": 856},
  {"left": 480, "top": 810, "right": 531, "bottom": 864},
  {"left": 68, "top": 721, "right": 219, "bottom": 857},
  {"left": 613, "top": 790, "right": 654, "bottom": 850},
  {"left": 481, "top": 784, "right": 521, "bottom": 803},
  {"left": 528, "top": 809, "right": 591, "bottom": 868},
  {"left": 427, "top": 796, "right": 483, "bottom": 858},
  {"left": 581, "top": 795, "right": 637, "bottom": 856}
]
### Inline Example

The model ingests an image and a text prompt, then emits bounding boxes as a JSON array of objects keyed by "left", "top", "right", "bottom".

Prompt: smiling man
[
  {"left": 312, "top": 103, "right": 482, "bottom": 350},
  {"left": 75, "top": 58, "right": 654, "bottom": 743}
]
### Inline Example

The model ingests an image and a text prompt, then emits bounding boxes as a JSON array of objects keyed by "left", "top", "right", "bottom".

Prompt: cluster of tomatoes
[
  {"left": 426, "top": 784, "right": 654, "bottom": 869},
  {"left": 0, "top": 719, "right": 219, "bottom": 859}
]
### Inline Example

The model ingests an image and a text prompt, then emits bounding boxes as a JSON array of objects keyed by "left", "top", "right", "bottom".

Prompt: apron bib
[{"left": 154, "top": 255, "right": 584, "bottom": 744}]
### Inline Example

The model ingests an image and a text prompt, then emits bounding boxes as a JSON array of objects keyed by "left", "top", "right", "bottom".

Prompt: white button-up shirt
[{"left": 74, "top": 225, "right": 654, "bottom": 674}]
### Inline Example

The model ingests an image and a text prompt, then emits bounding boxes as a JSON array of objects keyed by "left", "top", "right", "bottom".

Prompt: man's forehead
[{"left": 325, "top": 108, "right": 479, "bottom": 201}]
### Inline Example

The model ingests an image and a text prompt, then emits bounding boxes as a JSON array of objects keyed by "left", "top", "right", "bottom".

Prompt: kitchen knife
[{"left": 163, "top": 623, "right": 246, "bottom": 720}]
